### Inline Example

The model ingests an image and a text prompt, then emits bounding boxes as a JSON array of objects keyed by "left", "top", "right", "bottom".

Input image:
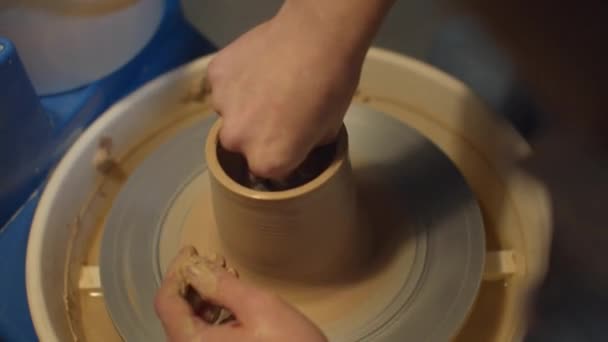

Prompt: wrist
[{"left": 277, "top": 0, "right": 393, "bottom": 59}]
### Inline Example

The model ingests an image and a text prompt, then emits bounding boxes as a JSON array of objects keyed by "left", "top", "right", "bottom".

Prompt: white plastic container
[{"left": 0, "top": 0, "right": 164, "bottom": 95}]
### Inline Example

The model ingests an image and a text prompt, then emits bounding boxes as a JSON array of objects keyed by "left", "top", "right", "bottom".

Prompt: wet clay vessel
[{"left": 206, "top": 120, "right": 367, "bottom": 282}]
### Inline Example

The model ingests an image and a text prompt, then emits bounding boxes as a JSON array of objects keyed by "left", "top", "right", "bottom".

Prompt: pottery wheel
[{"left": 100, "top": 104, "right": 485, "bottom": 341}]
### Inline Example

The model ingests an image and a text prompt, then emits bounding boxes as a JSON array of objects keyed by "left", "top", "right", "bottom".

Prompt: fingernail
[
  {"left": 215, "top": 308, "right": 235, "bottom": 325},
  {"left": 201, "top": 306, "right": 222, "bottom": 324}
]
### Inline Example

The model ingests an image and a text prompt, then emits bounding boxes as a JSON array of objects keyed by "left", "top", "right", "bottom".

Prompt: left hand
[{"left": 155, "top": 246, "right": 328, "bottom": 342}]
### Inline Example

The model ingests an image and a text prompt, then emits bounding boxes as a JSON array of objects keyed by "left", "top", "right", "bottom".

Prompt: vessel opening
[{"left": 216, "top": 141, "right": 338, "bottom": 191}]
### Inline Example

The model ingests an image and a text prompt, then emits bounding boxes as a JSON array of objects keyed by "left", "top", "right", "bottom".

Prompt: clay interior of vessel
[{"left": 207, "top": 123, "right": 372, "bottom": 284}]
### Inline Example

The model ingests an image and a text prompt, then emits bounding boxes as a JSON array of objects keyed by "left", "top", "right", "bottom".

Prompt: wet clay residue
[
  {"left": 167, "top": 246, "right": 236, "bottom": 325},
  {"left": 93, "top": 136, "right": 126, "bottom": 181}
]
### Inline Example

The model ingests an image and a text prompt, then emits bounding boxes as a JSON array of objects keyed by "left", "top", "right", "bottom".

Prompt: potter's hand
[
  {"left": 155, "top": 246, "right": 327, "bottom": 342},
  {"left": 204, "top": 0, "right": 393, "bottom": 179}
]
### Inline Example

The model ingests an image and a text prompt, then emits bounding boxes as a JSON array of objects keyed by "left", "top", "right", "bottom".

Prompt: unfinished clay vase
[{"left": 205, "top": 119, "right": 365, "bottom": 283}]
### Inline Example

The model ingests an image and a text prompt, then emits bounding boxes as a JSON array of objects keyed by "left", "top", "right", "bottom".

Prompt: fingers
[
  {"left": 215, "top": 126, "right": 305, "bottom": 181},
  {"left": 156, "top": 247, "right": 246, "bottom": 341},
  {"left": 219, "top": 121, "right": 313, "bottom": 180},
  {"left": 244, "top": 133, "right": 341, "bottom": 184},
  {"left": 183, "top": 257, "right": 245, "bottom": 315},
  {"left": 155, "top": 247, "right": 207, "bottom": 341},
  {"left": 246, "top": 147, "right": 307, "bottom": 181},
  {"left": 183, "top": 255, "right": 279, "bottom": 325},
  {"left": 162, "top": 246, "right": 253, "bottom": 325}
]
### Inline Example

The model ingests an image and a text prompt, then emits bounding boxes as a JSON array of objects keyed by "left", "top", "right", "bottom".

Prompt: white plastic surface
[{"left": 0, "top": 0, "right": 163, "bottom": 94}]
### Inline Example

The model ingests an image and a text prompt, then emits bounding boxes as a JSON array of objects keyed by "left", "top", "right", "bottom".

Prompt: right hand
[
  {"left": 155, "top": 246, "right": 328, "bottom": 342},
  {"left": 203, "top": 1, "right": 367, "bottom": 180}
]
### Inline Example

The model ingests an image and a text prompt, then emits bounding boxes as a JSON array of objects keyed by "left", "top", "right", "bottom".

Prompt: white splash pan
[{"left": 26, "top": 48, "right": 551, "bottom": 341}]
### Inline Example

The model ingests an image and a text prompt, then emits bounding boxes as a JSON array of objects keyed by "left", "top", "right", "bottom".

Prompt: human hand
[
  {"left": 155, "top": 246, "right": 328, "bottom": 342},
  {"left": 203, "top": 1, "right": 371, "bottom": 180}
]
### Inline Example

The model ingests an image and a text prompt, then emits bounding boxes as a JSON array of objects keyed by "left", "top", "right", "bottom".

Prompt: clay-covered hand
[
  {"left": 155, "top": 246, "right": 328, "bottom": 342},
  {"left": 205, "top": 1, "right": 369, "bottom": 180}
]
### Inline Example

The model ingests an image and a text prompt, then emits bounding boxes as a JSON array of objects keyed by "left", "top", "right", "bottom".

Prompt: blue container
[
  {"left": 0, "top": 1, "right": 215, "bottom": 339},
  {"left": 0, "top": 37, "right": 53, "bottom": 226}
]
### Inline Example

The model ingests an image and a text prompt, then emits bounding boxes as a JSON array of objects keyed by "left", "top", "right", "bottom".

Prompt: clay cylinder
[{"left": 205, "top": 119, "right": 361, "bottom": 283}]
